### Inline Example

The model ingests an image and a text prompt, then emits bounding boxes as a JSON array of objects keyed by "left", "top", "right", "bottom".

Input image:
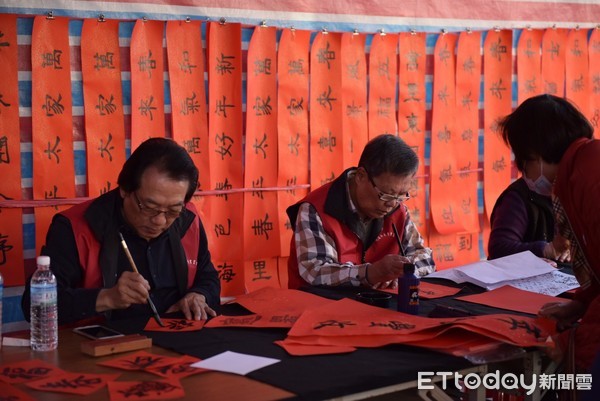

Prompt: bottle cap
[
  {"left": 403, "top": 263, "right": 415, "bottom": 274},
  {"left": 37, "top": 255, "right": 51, "bottom": 266}
]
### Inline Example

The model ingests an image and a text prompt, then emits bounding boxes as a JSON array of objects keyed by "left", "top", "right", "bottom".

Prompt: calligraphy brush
[
  {"left": 118, "top": 232, "right": 166, "bottom": 327},
  {"left": 391, "top": 223, "right": 406, "bottom": 257}
]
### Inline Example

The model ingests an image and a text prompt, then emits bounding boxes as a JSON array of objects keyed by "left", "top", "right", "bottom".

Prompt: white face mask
[{"left": 523, "top": 159, "right": 553, "bottom": 197}]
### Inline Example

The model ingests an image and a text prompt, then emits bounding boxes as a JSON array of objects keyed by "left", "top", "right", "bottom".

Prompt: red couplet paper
[
  {"left": 25, "top": 372, "right": 119, "bottom": 395},
  {"left": 517, "top": 29, "right": 543, "bottom": 104},
  {"left": 589, "top": 28, "right": 600, "bottom": 138},
  {"left": 229, "top": 286, "right": 331, "bottom": 315},
  {"left": 483, "top": 29, "right": 512, "bottom": 223},
  {"left": 130, "top": 19, "right": 165, "bottom": 151},
  {"left": 244, "top": 258, "right": 280, "bottom": 293},
  {"left": 456, "top": 285, "right": 569, "bottom": 315},
  {"left": 0, "top": 382, "right": 36, "bottom": 401},
  {"left": 166, "top": 20, "right": 209, "bottom": 191},
  {"left": 541, "top": 28, "right": 567, "bottom": 96},
  {"left": 428, "top": 231, "right": 480, "bottom": 271},
  {"left": 455, "top": 30, "right": 481, "bottom": 233},
  {"left": 31, "top": 16, "right": 75, "bottom": 257},
  {"left": 276, "top": 29, "right": 311, "bottom": 258},
  {"left": 368, "top": 33, "right": 398, "bottom": 138},
  {"left": 144, "top": 318, "right": 206, "bottom": 332},
  {"left": 0, "top": 14, "right": 24, "bottom": 286},
  {"left": 81, "top": 18, "right": 126, "bottom": 197},
  {"left": 107, "top": 378, "right": 185, "bottom": 401},
  {"left": 382, "top": 280, "right": 461, "bottom": 299},
  {"left": 0, "top": 359, "right": 64, "bottom": 384},
  {"left": 275, "top": 340, "right": 356, "bottom": 356},
  {"left": 565, "top": 28, "right": 590, "bottom": 120},
  {"left": 206, "top": 21, "right": 244, "bottom": 296},
  {"left": 243, "top": 26, "right": 280, "bottom": 267},
  {"left": 98, "top": 351, "right": 181, "bottom": 371},
  {"left": 144, "top": 355, "right": 205, "bottom": 379},
  {"left": 398, "top": 32, "right": 427, "bottom": 237},
  {"left": 340, "top": 32, "right": 367, "bottom": 168},
  {"left": 309, "top": 32, "right": 343, "bottom": 189}
]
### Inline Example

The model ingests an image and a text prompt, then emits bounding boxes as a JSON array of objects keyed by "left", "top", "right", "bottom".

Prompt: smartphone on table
[{"left": 73, "top": 325, "right": 124, "bottom": 340}]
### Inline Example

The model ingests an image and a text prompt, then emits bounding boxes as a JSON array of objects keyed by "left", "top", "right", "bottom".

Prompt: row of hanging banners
[{"left": 1, "top": 14, "right": 599, "bottom": 295}]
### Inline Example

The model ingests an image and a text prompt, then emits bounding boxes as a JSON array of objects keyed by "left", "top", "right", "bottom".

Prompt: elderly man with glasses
[
  {"left": 287, "top": 134, "right": 435, "bottom": 290},
  {"left": 22, "top": 138, "right": 220, "bottom": 325}
]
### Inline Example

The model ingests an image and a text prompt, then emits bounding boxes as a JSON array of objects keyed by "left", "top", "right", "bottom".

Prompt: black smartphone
[{"left": 73, "top": 325, "right": 124, "bottom": 340}]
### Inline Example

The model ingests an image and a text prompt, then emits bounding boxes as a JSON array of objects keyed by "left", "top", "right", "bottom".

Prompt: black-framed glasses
[
  {"left": 133, "top": 192, "right": 183, "bottom": 219},
  {"left": 365, "top": 170, "right": 411, "bottom": 203}
]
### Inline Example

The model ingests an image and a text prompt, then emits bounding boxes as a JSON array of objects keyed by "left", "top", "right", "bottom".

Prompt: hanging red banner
[
  {"left": 517, "top": 29, "right": 543, "bottom": 104},
  {"left": 206, "top": 21, "right": 244, "bottom": 296},
  {"left": 243, "top": 25, "right": 280, "bottom": 272},
  {"left": 244, "top": 258, "right": 280, "bottom": 293},
  {"left": 455, "top": 30, "right": 481, "bottom": 233},
  {"left": 310, "top": 32, "right": 343, "bottom": 189},
  {"left": 482, "top": 29, "right": 512, "bottom": 223},
  {"left": 398, "top": 32, "right": 427, "bottom": 237},
  {"left": 276, "top": 29, "right": 311, "bottom": 260},
  {"left": 340, "top": 32, "right": 367, "bottom": 168},
  {"left": 31, "top": 16, "right": 75, "bottom": 256},
  {"left": 130, "top": 19, "right": 165, "bottom": 151},
  {"left": 589, "top": 28, "right": 600, "bottom": 138},
  {"left": 368, "top": 33, "right": 398, "bottom": 138},
  {"left": 541, "top": 28, "right": 567, "bottom": 97},
  {"left": 166, "top": 20, "right": 209, "bottom": 192},
  {"left": 565, "top": 28, "right": 590, "bottom": 120},
  {"left": 430, "top": 32, "right": 464, "bottom": 235},
  {"left": 0, "top": 14, "right": 24, "bottom": 285},
  {"left": 81, "top": 18, "right": 126, "bottom": 197}
]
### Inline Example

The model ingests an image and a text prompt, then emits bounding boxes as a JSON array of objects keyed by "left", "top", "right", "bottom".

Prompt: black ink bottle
[{"left": 397, "top": 263, "right": 419, "bottom": 315}]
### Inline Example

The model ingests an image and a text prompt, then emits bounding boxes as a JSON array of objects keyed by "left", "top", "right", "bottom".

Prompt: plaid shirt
[{"left": 293, "top": 174, "right": 435, "bottom": 287}]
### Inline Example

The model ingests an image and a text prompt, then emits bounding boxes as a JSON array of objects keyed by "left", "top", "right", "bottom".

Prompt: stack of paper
[{"left": 427, "top": 251, "right": 579, "bottom": 296}]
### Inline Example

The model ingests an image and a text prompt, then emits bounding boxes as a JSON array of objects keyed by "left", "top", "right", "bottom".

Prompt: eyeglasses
[
  {"left": 365, "top": 170, "right": 411, "bottom": 203},
  {"left": 133, "top": 192, "right": 183, "bottom": 219}
]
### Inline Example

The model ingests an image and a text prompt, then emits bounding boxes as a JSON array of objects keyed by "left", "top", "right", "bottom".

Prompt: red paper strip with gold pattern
[
  {"left": 310, "top": 32, "right": 343, "bottom": 189},
  {"left": 517, "top": 29, "right": 543, "bottom": 104},
  {"left": 130, "top": 19, "right": 165, "bottom": 151},
  {"left": 398, "top": 32, "right": 427, "bottom": 237},
  {"left": 455, "top": 30, "right": 481, "bottom": 233},
  {"left": 166, "top": 20, "right": 209, "bottom": 191},
  {"left": 341, "top": 32, "right": 367, "bottom": 168},
  {"left": 428, "top": 229, "right": 480, "bottom": 270},
  {"left": 244, "top": 258, "right": 280, "bottom": 292},
  {"left": 565, "top": 28, "right": 590, "bottom": 120},
  {"left": 81, "top": 19, "right": 126, "bottom": 197},
  {"left": 0, "top": 14, "right": 24, "bottom": 286},
  {"left": 541, "top": 28, "right": 567, "bottom": 97},
  {"left": 244, "top": 26, "right": 280, "bottom": 265},
  {"left": 430, "top": 33, "right": 465, "bottom": 234},
  {"left": 483, "top": 29, "right": 512, "bottom": 222},
  {"left": 368, "top": 33, "right": 398, "bottom": 138},
  {"left": 31, "top": 16, "right": 75, "bottom": 256},
  {"left": 206, "top": 22, "right": 244, "bottom": 295},
  {"left": 589, "top": 28, "right": 600, "bottom": 138},
  {"left": 276, "top": 29, "right": 310, "bottom": 258}
]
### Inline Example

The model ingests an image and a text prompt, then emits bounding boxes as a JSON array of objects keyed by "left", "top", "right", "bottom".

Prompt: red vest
[
  {"left": 61, "top": 200, "right": 200, "bottom": 290},
  {"left": 287, "top": 180, "right": 407, "bottom": 289}
]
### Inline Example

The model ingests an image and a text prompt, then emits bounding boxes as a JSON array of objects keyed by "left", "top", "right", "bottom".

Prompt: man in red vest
[
  {"left": 22, "top": 138, "right": 220, "bottom": 325},
  {"left": 287, "top": 134, "right": 435, "bottom": 290}
]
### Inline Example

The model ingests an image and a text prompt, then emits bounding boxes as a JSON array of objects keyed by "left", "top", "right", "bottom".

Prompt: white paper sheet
[
  {"left": 497, "top": 270, "right": 580, "bottom": 296},
  {"left": 427, "top": 251, "right": 557, "bottom": 287},
  {"left": 190, "top": 351, "right": 280, "bottom": 375}
]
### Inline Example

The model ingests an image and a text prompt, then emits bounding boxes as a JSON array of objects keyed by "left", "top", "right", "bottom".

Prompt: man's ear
[{"left": 119, "top": 188, "right": 127, "bottom": 199}]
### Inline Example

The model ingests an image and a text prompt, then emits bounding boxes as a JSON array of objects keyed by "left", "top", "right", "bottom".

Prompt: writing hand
[
  {"left": 96, "top": 271, "right": 150, "bottom": 312},
  {"left": 367, "top": 254, "right": 411, "bottom": 286},
  {"left": 167, "top": 292, "right": 217, "bottom": 320}
]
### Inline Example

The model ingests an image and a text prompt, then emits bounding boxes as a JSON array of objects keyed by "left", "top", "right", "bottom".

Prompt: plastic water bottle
[
  {"left": 0, "top": 271, "right": 3, "bottom": 350},
  {"left": 30, "top": 256, "right": 58, "bottom": 351},
  {"left": 397, "top": 263, "right": 420, "bottom": 315}
]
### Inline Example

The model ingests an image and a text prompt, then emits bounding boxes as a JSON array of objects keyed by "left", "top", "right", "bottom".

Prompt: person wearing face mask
[
  {"left": 498, "top": 94, "right": 599, "bottom": 374},
  {"left": 488, "top": 155, "right": 571, "bottom": 262},
  {"left": 286, "top": 134, "right": 435, "bottom": 290}
]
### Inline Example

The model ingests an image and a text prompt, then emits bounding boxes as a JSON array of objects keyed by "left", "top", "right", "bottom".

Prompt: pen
[
  {"left": 391, "top": 223, "right": 406, "bottom": 257},
  {"left": 118, "top": 232, "right": 165, "bottom": 327}
]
